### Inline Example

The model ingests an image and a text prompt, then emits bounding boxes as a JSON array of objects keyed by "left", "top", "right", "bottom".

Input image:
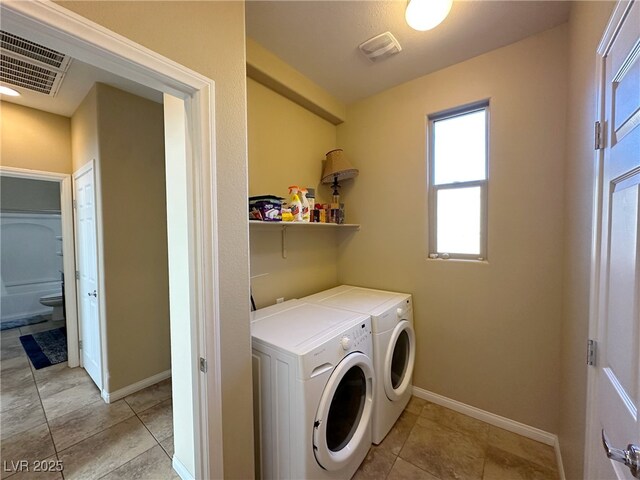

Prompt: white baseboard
[
  {"left": 101, "top": 369, "right": 171, "bottom": 403},
  {"left": 172, "top": 455, "right": 195, "bottom": 480},
  {"left": 412, "top": 386, "right": 566, "bottom": 478}
]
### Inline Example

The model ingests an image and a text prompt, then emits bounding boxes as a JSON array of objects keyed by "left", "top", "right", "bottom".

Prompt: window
[{"left": 428, "top": 101, "right": 488, "bottom": 260}]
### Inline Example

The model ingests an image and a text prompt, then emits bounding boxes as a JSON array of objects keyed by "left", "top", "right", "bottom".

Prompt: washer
[
  {"left": 303, "top": 285, "right": 415, "bottom": 445},
  {"left": 251, "top": 299, "right": 374, "bottom": 480}
]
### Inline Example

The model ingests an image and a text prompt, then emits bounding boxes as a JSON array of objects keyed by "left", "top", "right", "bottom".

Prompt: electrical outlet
[{"left": 276, "top": 297, "right": 284, "bottom": 304}]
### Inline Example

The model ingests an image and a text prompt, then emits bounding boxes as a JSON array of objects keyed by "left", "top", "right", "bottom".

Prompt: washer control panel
[{"left": 341, "top": 321, "right": 371, "bottom": 351}]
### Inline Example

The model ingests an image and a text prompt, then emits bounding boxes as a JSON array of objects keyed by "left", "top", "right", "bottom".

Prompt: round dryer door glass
[
  {"left": 391, "top": 330, "right": 410, "bottom": 389},
  {"left": 326, "top": 366, "right": 366, "bottom": 452}
]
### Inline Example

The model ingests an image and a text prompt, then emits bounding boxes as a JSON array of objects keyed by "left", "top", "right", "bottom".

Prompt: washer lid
[
  {"left": 251, "top": 300, "right": 369, "bottom": 355},
  {"left": 303, "top": 285, "right": 410, "bottom": 317}
]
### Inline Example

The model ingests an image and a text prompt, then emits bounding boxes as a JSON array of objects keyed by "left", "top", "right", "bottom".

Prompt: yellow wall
[
  {"left": 0, "top": 101, "right": 72, "bottom": 174},
  {"left": 248, "top": 79, "right": 342, "bottom": 307},
  {"left": 337, "top": 25, "right": 568, "bottom": 433},
  {"left": 96, "top": 84, "right": 170, "bottom": 393},
  {"left": 560, "top": 3, "right": 615, "bottom": 478},
  {"left": 56, "top": 3, "right": 254, "bottom": 478}
]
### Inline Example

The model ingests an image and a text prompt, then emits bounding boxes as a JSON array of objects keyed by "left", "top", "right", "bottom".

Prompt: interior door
[
  {"left": 589, "top": 2, "right": 639, "bottom": 478},
  {"left": 73, "top": 162, "right": 102, "bottom": 390}
]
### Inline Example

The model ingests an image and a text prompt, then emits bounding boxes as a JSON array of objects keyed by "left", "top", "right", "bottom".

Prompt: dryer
[
  {"left": 251, "top": 299, "right": 374, "bottom": 480},
  {"left": 303, "top": 285, "right": 415, "bottom": 445}
]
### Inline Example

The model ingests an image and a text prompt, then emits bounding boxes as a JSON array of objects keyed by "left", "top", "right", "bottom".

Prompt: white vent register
[
  {"left": 0, "top": 31, "right": 71, "bottom": 96},
  {"left": 359, "top": 32, "right": 402, "bottom": 63}
]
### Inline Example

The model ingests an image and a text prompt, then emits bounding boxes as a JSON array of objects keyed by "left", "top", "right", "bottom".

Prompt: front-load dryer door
[
  {"left": 313, "top": 352, "right": 374, "bottom": 471},
  {"left": 384, "top": 320, "right": 416, "bottom": 401}
]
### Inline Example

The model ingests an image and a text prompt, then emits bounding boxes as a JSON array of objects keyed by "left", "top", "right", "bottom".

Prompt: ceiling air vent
[
  {"left": 359, "top": 32, "right": 402, "bottom": 63},
  {"left": 0, "top": 31, "right": 72, "bottom": 96}
]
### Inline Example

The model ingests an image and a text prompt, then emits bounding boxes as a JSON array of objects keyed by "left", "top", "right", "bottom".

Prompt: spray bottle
[
  {"left": 287, "top": 185, "right": 303, "bottom": 222},
  {"left": 299, "top": 187, "right": 311, "bottom": 222}
]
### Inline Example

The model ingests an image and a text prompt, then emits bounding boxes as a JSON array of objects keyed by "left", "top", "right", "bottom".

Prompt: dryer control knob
[
  {"left": 397, "top": 307, "right": 405, "bottom": 317},
  {"left": 340, "top": 336, "right": 352, "bottom": 350}
]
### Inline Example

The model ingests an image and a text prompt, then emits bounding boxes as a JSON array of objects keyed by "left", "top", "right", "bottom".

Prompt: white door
[
  {"left": 73, "top": 162, "right": 102, "bottom": 390},
  {"left": 588, "top": 2, "right": 640, "bottom": 478}
]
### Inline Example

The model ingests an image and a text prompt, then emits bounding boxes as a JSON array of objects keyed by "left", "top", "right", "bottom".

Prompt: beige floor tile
[
  {"left": 419, "top": 403, "right": 489, "bottom": 441},
  {"left": 40, "top": 380, "right": 102, "bottom": 421},
  {"left": 0, "top": 381, "right": 40, "bottom": 414},
  {"left": 1, "top": 355, "right": 31, "bottom": 376},
  {"left": 487, "top": 427, "right": 557, "bottom": 472},
  {"left": 124, "top": 378, "right": 172, "bottom": 414},
  {"left": 0, "top": 424, "right": 55, "bottom": 479},
  {"left": 0, "top": 328, "right": 22, "bottom": 340},
  {"left": 18, "top": 321, "right": 64, "bottom": 336},
  {"left": 387, "top": 457, "right": 440, "bottom": 480},
  {"left": 0, "top": 402, "right": 47, "bottom": 440},
  {"left": 399, "top": 418, "right": 486, "bottom": 480},
  {"left": 99, "top": 444, "right": 179, "bottom": 480},
  {"left": 57, "top": 416, "right": 157, "bottom": 480},
  {"left": 483, "top": 446, "right": 558, "bottom": 480},
  {"left": 34, "top": 365, "right": 91, "bottom": 399},
  {"left": 353, "top": 445, "right": 396, "bottom": 480},
  {"left": 160, "top": 435, "right": 174, "bottom": 458},
  {"left": 1, "top": 362, "right": 35, "bottom": 392},
  {"left": 405, "top": 396, "right": 427, "bottom": 416},
  {"left": 48, "top": 399, "right": 135, "bottom": 451},
  {"left": 138, "top": 398, "right": 173, "bottom": 442},
  {"left": 379, "top": 410, "right": 419, "bottom": 455},
  {"left": 6, "top": 456, "right": 63, "bottom": 480}
]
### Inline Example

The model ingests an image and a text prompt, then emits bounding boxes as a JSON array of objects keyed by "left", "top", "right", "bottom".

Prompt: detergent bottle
[
  {"left": 299, "top": 187, "right": 311, "bottom": 222},
  {"left": 287, "top": 186, "right": 303, "bottom": 222}
]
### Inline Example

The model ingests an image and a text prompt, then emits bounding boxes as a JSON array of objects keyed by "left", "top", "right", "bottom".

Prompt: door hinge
[
  {"left": 199, "top": 357, "right": 207, "bottom": 373},
  {"left": 79, "top": 340, "right": 83, "bottom": 350},
  {"left": 73, "top": 199, "right": 77, "bottom": 209},
  {"left": 75, "top": 270, "right": 80, "bottom": 280},
  {"left": 587, "top": 339, "right": 597, "bottom": 366},
  {"left": 594, "top": 121, "right": 604, "bottom": 150}
]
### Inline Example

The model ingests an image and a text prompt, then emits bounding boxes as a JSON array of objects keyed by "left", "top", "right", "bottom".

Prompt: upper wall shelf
[
  {"left": 249, "top": 220, "right": 360, "bottom": 259},
  {"left": 249, "top": 220, "right": 360, "bottom": 230}
]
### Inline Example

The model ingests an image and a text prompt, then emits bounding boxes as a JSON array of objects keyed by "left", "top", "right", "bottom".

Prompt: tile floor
[
  {"left": 354, "top": 396, "right": 560, "bottom": 480},
  {"left": 0, "top": 321, "right": 176, "bottom": 480},
  {"left": 3, "top": 320, "right": 559, "bottom": 480}
]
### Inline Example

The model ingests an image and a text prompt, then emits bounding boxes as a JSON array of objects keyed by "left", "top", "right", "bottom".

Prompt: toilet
[{"left": 39, "top": 293, "right": 64, "bottom": 321}]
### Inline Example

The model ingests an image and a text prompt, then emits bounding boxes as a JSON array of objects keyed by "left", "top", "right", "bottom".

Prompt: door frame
[
  {"left": 0, "top": 166, "right": 80, "bottom": 368},
  {"left": 584, "top": 1, "right": 637, "bottom": 477},
  {"left": 72, "top": 160, "right": 105, "bottom": 389},
  {"left": 0, "top": 2, "right": 224, "bottom": 479}
]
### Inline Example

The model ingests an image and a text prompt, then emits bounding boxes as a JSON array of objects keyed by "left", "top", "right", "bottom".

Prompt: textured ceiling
[{"left": 246, "top": 1, "right": 571, "bottom": 104}]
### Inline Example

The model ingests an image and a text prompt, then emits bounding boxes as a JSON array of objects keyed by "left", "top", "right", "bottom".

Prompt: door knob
[
  {"left": 602, "top": 430, "right": 640, "bottom": 478},
  {"left": 87, "top": 290, "right": 97, "bottom": 297}
]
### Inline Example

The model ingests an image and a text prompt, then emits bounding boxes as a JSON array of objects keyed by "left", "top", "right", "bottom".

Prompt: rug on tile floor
[
  {"left": 0, "top": 314, "right": 50, "bottom": 331},
  {"left": 20, "top": 327, "right": 67, "bottom": 369}
]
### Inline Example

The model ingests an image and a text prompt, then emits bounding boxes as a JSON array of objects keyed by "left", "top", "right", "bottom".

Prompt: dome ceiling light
[{"left": 405, "top": 0, "right": 453, "bottom": 31}]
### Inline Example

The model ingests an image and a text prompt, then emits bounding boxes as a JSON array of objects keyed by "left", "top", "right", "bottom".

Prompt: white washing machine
[
  {"left": 251, "top": 299, "right": 375, "bottom": 480},
  {"left": 302, "top": 285, "right": 415, "bottom": 445}
]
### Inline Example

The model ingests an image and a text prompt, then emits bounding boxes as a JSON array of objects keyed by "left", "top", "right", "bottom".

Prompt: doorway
[{"left": 0, "top": 2, "right": 223, "bottom": 478}]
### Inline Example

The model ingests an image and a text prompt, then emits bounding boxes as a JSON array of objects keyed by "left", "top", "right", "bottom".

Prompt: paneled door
[
  {"left": 588, "top": 1, "right": 640, "bottom": 478},
  {"left": 73, "top": 161, "right": 102, "bottom": 390}
]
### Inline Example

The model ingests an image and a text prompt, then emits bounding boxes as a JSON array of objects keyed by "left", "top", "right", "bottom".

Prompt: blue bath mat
[
  {"left": 0, "top": 314, "right": 49, "bottom": 331},
  {"left": 20, "top": 327, "right": 67, "bottom": 369}
]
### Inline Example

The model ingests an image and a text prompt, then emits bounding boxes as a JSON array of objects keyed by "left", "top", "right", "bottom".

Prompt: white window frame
[{"left": 428, "top": 100, "right": 489, "bottom": 261}]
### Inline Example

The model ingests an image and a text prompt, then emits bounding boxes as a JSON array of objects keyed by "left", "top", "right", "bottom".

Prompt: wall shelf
[{"left": 249, "top": 220, "right": 360, "bottom": 258}]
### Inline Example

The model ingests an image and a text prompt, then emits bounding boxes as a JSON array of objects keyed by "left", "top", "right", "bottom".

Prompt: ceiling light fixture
[
  {"left": 405, "top": 0, "right": 453, "bottom": 31},
  {"left": 0, "top": 85, "right": 21, "bottom": 97}
]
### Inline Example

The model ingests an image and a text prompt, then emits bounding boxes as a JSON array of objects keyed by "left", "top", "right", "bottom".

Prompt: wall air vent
[
  {"left": 358, "top": 32, "right": 402, "bottom": 63},
  {"left": 0, "top": 31, "right": 71, "bottom": 96}
]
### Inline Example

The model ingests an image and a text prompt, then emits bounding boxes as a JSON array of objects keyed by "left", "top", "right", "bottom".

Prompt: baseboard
[
  {"left": 172, "top": 456, "right": 195, "bottom": 480},
  {"left": 412, "top": 386, "right": 558, "bottom": 445},
  {"left": 101, "top": 369, "right": 171, "bottom": 403},
  {"left": 554, "top": 439, "right": 566, "bottom": 480}
]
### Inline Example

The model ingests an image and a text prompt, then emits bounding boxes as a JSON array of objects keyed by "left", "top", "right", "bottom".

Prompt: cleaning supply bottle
[
  {"left": 287, "top": 185, "right": 303, "bottom": 222},
  {"left": 299, "top": 187, "right": 311, "bottom": 222}
]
